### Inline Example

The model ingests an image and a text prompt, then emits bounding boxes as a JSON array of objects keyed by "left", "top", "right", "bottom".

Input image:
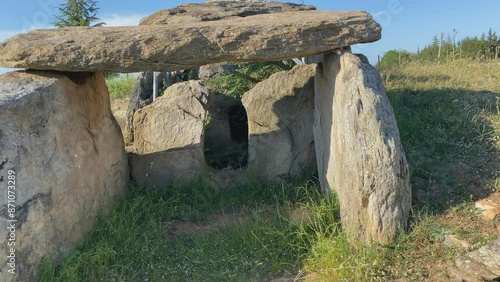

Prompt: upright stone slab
[
  {"left": 314, "top": 51, "right": 411, "bottom": 244},
  {"left": 129, "top": 81, "right": 212, "bottom": 187},
  {"left": 242, "top": 64, "right": 316, "bottom": 181},
  {"left": 125, "top": 71, "right": 166, "bottom": 142},
  {"left": 0, "top": 71, "right": 128, "bottom": 281}
]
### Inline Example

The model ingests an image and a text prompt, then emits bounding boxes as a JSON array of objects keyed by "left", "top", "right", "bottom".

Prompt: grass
[
  {"left": 37, "top": 180, "right": 334, "bottom": 281},
  {"left": 205, "top": 142, "right": 249, "bottom": 169},
  {"left": 384, "top": 60, "right": 500, "bottom": 212},
  {"left": 106, "top": 75, "right": 136, "bottom": 101},
  {"left": 39, "top": 59, "right": 500, "bottom": 281}
]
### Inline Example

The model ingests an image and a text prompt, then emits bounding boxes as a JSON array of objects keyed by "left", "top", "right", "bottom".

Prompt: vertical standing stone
[
  {"left": 314, "top": 51, "right": 411, "bottom": 244},
  {"left": 125, "top": 71, "right": 166, "bottom": 142},
  {"left": 129, "top": 81, "right": 213, "bottom": 187},
  {"left": 242, "top": 64, "right": 316, "bottom": 182},
  {"left": 0, "top": 71, "right": 128, "bottom": 281}
]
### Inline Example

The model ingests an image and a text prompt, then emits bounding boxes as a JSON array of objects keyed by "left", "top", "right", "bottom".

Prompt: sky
[{"left": 0, "top": 0, "right": 499, "bottom": 73}]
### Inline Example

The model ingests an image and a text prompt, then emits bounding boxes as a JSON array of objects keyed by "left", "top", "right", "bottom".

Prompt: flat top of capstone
[
  {"left": 140, "top": 1, "right": 316, "bottom": 25},
  {"left": 0, "top": 2, "right": 381, "bottom": 73}
]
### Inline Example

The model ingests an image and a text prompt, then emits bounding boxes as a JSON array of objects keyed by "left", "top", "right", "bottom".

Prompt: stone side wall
[
  {"left": 129, "top": 66, "right": 317, "bottom": 187},
  {"left": 0, "top": 71, "right": 128, "bottom": 281},
  {"left": 129, "top": 81, "right": 212, "bottom": 187},
  {"left": 242, "top": 65, "right": 316, "bottom": 181}
]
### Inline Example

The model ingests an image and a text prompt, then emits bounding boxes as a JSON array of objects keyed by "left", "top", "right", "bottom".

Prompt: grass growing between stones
[
  {"left": 39, "top": 59, "right": 500, "bottom": 281},
  {"left": 37, "top": 180, "right": 341, "bottom": 281}
]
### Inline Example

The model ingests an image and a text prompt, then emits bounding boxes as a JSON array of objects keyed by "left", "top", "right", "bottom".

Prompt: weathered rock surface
[
  {"left": 130, "top": 80, "right": 212, "bottom": 187},
  {"left": 0, "top": 71, "right": 128, "bottom": 281},
  {"left": 199, "top": 62, "right": 237, "bottom": 79},
  {"left": 475, "top": 198, "right": 500, "bottom": 220},
  {"left": 0, "top": 10, "right": 381, "bottom": 72},
  {"left": 242, "top": 64, "right": 316, "bottom": 181},
  {"left": 140, "top": 1, "right": 315, "bottom": 25},
  {"left": 443, "top": 234, "right": 471, "bottom": 249},
  {"left": 125, "top": 71, "right": 166, "bottom": 142},
  {"left": 448, "top": 238, "right": 500, "bottom": 282},
  {"left": 314, "top": 51, "right": 411, "bottom": 243}
]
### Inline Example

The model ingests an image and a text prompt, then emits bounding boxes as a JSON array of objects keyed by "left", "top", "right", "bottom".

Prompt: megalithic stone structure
[{"left": 0, "top": 1, "right": 411, "bottom": 280}]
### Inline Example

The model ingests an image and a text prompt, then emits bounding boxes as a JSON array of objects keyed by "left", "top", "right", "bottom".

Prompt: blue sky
[{"left": 0, "top": 0, "right": 499, "bottom": 73}]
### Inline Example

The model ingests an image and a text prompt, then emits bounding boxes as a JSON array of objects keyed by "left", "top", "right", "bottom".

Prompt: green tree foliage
[
  {"left": 423, "top": 29, "right": 499, "bottom": 61},
  {"left": 54, "top": 0, "right": 104, "bottom": 28},
  {"left": 379, "top": 50, "right": 412, "bottom": 69},
  {"left": 206, "top": 61, "right": 294, "bottom": 99},
  {"left": 380, "top": 28, "right": 499, "bottom": 66},
  {"left": 487, "top": 28, "right": 498, "bottom": 46},
  {"left": 459, "top": 36, "right": 490, "bottom": 59},
  {"left": 54, "top": 1, "right": 117, "bottom": 77}
]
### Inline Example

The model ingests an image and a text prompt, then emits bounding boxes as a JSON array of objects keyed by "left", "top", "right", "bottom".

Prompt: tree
[
  {"left": 487, "top": 28, "right": 498, "bottom": 45},
  {"left": 379, "top": 50, "right": 412, "bottom": 69},
  {"left": 432, "top": 35, "right": 439, "bottom": 47},
  {"left": 54, "top": 0, "right": 105, "bottom": 28}
]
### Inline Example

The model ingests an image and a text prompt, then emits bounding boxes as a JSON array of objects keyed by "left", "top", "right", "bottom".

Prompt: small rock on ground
[{"left": 448, "top": 237, "right": 500, "bottom": 282}]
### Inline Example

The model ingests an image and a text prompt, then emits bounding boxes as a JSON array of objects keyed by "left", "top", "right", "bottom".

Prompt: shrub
[
  {"left": 205, "top": 60, "right": 294, "bottom": 99},
  {"left": 106, "top": 75, "right": 136, "bottom": 101}
]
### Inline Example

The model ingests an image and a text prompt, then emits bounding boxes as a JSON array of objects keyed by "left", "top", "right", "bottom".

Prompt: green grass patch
[
  {"left": 106, "top": 75, "right": 136, "bottom": 101},
  {"left": 38, "top": 180, "right": 341, "bottom": 281},
  {"left": 384, "top": 61, "right": 500, "bottom": 213}
]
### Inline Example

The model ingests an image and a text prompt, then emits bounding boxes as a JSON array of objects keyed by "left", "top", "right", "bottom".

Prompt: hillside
[{"left": 37, "top": 59, "right": 500, "bottom": 282}]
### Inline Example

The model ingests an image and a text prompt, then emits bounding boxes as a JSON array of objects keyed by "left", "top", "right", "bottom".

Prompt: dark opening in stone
[
  {"left": 229, "top": 105, "right": 248, "bottom": 143},
  {"left": 204, "top": 95, "right": 248, "bottom": 169}
]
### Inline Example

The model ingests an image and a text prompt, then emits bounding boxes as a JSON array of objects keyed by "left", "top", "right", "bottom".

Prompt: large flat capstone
[
  {"left": 140, "top": 1, "right": 316, "bottom": 25},
  {"left": 0, "top": 10, "right": 381, "bottom": 72}
]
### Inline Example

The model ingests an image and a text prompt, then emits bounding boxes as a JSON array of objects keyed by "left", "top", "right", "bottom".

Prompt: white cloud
[{"left": 101, "top": 14, "right": 145, "bottom": 27}]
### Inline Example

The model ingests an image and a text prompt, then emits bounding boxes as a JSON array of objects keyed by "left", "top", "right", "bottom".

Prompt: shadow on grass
[
  {"left": 387, "top": 86, "right": 500, "bottom": 214},
  {"left": 37, "top": 179, "right": 327, "bottom": 282},
  {"left": 383, "top": 73, "right": 451, "bottom": 84}
]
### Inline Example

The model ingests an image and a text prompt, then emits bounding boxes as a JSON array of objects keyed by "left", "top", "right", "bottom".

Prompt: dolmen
[{"left": 0, "top": 2, "right": 410, "bottom": 280}]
